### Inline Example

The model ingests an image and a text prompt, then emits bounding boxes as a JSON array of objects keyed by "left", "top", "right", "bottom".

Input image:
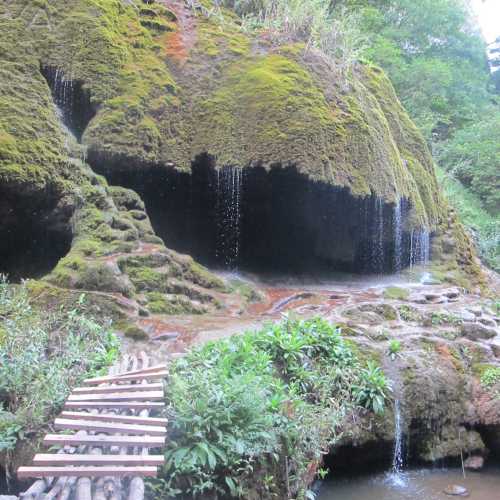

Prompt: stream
[{"left": 317, "top": 465, "right": 500, "bottom": 499}]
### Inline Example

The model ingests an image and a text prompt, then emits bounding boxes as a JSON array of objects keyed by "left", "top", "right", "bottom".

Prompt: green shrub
[
  {"left": 387, "top": 339, "right": 402, "bottom": 360},
  {"left": 148, "top": 317, "right": 390, "bottom": 498},
  {"left": 0, "top": 277, "right": 119, "bottom": 457},
  {"left": 353, "top": 362, "right": 391, "bottom": 414}
]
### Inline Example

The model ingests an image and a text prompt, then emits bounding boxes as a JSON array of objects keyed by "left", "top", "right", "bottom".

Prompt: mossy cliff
[
  {"left": 0, "top": 0, "right": 484, "bottom": 292},
  {"left": 0, "top": 1, "right": 226, "bottom": 320}
]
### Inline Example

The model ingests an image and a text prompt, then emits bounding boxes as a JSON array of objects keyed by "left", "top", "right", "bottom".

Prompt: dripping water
[
  {"left": 372, "top": 197, "right": 385, "bottom": 273},
  {"left": 420, "top": 229, "right": 430, "bottom": 265},
  {"left": 393, "top": 198, "right": 402, "bottom": 272},
  {"left": 41, "top": 66, "right": 95, "bottom": 142},
  {"left": 409, "top": 228, "right": 430, "bottom": 268},
  {"left": 215, "top": 166, "right": 243, "bottom": 269}
]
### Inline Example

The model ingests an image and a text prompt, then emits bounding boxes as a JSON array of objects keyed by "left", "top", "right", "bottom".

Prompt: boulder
[
  {"left": 460, "top": 323, "right": 497, "bottom": 341},
  {"left": 153, "top": 331, "right": 181, "bottom": 342},
  {"left": 444, "top": 485, "right": 469, "bottom": 497},
  {"left": 479, "top": 317, "right": 497, "bottom": 328},
  {"left": 464, "top": 455, "right": 484, "bottom": 471},
  {"left": 458, "top": 310, "right": 476, "bottom": 323},
  {"left": 467, "top": 307, "right": 483, "bottom": 317},
  {"left": 443, "top": 288, "right": 461, "bottom": 299}
]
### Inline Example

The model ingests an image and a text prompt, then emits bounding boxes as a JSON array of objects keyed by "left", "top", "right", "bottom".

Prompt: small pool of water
[{"left": 318, "top": 466, "right": 500, "bottom": 500}]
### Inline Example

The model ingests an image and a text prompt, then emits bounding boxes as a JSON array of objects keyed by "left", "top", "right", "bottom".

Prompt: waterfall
[
  {"left": 420, "top": 229, "right": 430, "bottom": 265},
  {"left": 215, "top": 166, "right": 243, "bottom": 269},
  {"left": 392, "top": 399, "right": 404, "bottom": 475},
  {"left": 50, "top": 68, "right": 75, "bottom": 122},
  {"left": 393, "top": 199, "right": 402, "bottom": 273},
  {"left": 387, "top": 398, "right": 407, "bottom": 487},
  {"left": 371, "top": 197, "right": 385, "bottom": 273},
  {"left": 409, "top": 228, "right": 430, "bottom": 268}
]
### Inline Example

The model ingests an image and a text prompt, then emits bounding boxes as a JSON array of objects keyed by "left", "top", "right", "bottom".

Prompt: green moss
[
  {"left": 479, "top": 366, "right": 500, "bottom": 389},
  {"left": 127, "top": 267, "right": 166, "bottom": 293},
  {"left": 178, "top": 259, "right": 227, "bottom": 292},
  {"left": 146, "top": 292, "right": 205, "bottom": 315},
  {"left": 383, "top": 287, "right": 410, "bottom": 301},
  {"left": 228, "top": 278, "right": 263, "bottom": 303},
  {"left": 398, "top": 305, "right": 422, "bottom": 322},
  {"left": 123, "top": 325, "right": 149, "bottom": 341},
  {"left": 193, "top": 54, "right": 337, "bottom": 167}
]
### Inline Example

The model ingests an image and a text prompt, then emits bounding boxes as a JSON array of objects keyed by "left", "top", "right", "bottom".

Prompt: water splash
[
  {"left": 393, "top": 199, "right": 403, "bottom": 273},
  {"left": 215, "top": 166, "right": 243, "bottom": 269}
]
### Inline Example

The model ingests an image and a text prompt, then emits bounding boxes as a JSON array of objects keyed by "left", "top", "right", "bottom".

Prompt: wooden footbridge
[{"left": 17, "top": 352, "right": 169, "bottom": 500}]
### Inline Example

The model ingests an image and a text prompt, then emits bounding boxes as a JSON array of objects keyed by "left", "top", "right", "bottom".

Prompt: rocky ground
[{"left": 102, "top": 265, "right": 499, "bottom": 471}]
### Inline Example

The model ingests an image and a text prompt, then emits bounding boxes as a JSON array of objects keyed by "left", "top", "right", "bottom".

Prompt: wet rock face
[
  {"left": 103, "top": 160, "right": 431, "bottom": 274},
  {"left": 0, "top": 188, "right": 73, "bottom": 281},
  {"left": 321, "top": 284, "right": 500, "bottom": 471},
  {"left": 460, "top": 323, "right": 497, "bottom": 341}
]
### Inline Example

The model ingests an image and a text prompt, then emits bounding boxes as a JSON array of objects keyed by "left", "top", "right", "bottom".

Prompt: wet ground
[
  {"left": 123, "top": 265, "right": 498, "bottom": 363},
  {"left": 318, "top": 465, "right": 500, "bottom": 500},
  {"left": 128, "top": 269, "right": 421, "bottom": 354}
]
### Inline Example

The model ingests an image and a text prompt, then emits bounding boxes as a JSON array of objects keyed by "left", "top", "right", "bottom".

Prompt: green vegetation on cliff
[
  {"left": 148, "top": 318, "right": 389, "bottom": 499},
  {"left": 337, "top": 0, "right": 499, "bottom": 266}
]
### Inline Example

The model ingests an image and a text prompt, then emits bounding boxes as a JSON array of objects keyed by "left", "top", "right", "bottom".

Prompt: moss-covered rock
[
  {"left": 1, "top": 0, "right": 444, "bottom": 226},
  {"left": 0, "top": 0, "right": 485, "bottom": 304}
]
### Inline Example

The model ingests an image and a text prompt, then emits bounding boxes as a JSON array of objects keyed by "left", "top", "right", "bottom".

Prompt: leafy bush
[
  {"left": 148, "top": 317, "right": 390, "bottom": 498},
  {"left": 353, "top": 362, "right": 391, "bottom": 414},
  {"left": 0, "top": 277, "right": 119, "bottom": 458}
]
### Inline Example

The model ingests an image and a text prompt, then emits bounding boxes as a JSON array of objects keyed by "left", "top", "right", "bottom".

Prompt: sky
[{"left": 471, "top": 0, "right": 500, "bottom": 43}]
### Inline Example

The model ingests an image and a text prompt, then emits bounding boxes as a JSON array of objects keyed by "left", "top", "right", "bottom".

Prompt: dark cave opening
[
  {"left": 0, "top": 189, "right": 73, "bottom": 282},
  {"left": 98, "top": 155, "right": 431, "bottom": 275},
  {"left": 41, "top": 66, "right": 95, "bottom": 142}
]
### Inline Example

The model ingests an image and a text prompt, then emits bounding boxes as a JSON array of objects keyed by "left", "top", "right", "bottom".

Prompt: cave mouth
[
  {"left": 99, "top": 154, "right": 431, "bottom": 275},
  {"left": 41, "top": 65, "right": 95, "bottom": 142},
  {"left": 0, "top": 189, "right": 73, "bottom": 282}
]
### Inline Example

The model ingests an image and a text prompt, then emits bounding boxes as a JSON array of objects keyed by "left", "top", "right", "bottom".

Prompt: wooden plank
[
  {"left": 83, "top": 365, "right": 166, "bottom": 385},
  {"left": 82, "top": 371, "right": 169, "bottom": 385},
  {"left": 60, "top": 411, "right": 168, "bottom": 426},
  {"left": 43, "top": 434, "right": 165, "bottom": 448},
  {"left": 68, "top": 391, "right": 163, "bottom": 402},
  {"left": 32, "top": 454, "right": 165, "bottom": 466},
  {"left": 54, "top": 418, "right": 167, "bottom": 436},
  {"left": 17, "top": 466, "right": 158, "bottom": 479},
  {"left": 72, "top": 383, "right": 163, "bottom": 395},
  {"left": 64, "top": 401, "right": 165, "bottom": 410}
]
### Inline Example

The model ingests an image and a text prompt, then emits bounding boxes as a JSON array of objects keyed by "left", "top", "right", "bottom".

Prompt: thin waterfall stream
[
  {"left": 387, "top": 398, "right": 406, "bottom": 487},
  {"left": 215, "top": 166, "right": 243, "bottom": 269}
]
